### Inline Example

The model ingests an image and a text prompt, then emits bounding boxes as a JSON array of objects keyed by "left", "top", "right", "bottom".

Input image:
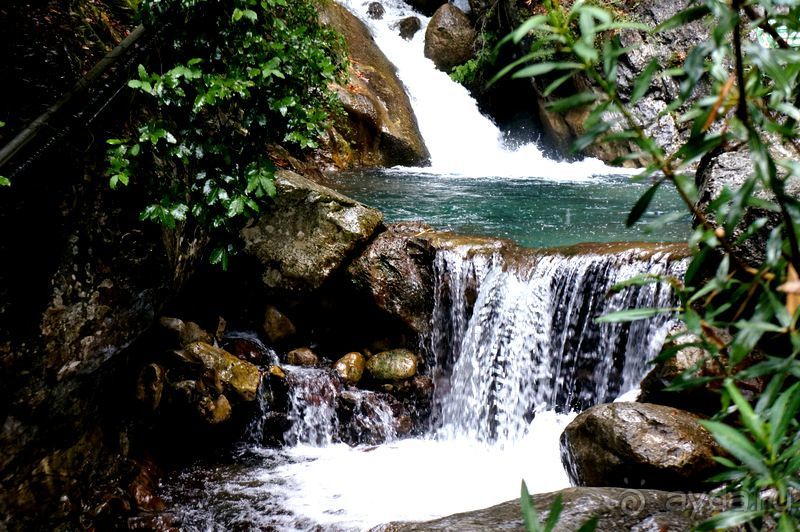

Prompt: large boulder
[
  {"left": 424, "top": 4, "right": 476, "bottom": 73},
  {"left": 318, "top": 3, "right": 430, "bottom": 168},
  {"left": 241, "top": 169, "right": 383, "bottom": 292},
  {"left": 348, "top": 221, "right": 435, "bottom": 334},
  {"left": 379, "top": 487, "right": 724, "bottom": 531},
  {"left": 560, "top": 402, "right": 723, "bottom": 491}
]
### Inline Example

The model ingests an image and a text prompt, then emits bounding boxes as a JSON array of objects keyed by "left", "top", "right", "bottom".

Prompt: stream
[{"left": 161, "top": 1, "right": 691, "bottom": 529}]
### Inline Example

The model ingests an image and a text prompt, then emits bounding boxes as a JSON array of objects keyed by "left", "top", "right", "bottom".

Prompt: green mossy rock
[{"left": 366, "top": 349, "right": 418, "bottom": 381}]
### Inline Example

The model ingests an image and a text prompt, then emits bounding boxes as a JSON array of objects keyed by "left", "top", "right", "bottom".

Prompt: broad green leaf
[
  {"left": 520, "top": 481, "right": 542, "bottom": 532},
  {"left": 630, "top": 59, "right": 659, "bottom": 105},
  {"left": 626, "top": 180, "right": 662, "bottom": 227},
  {"left": 696, "top": 509, "right": 763, "bottom": 530},
  {"left": 655, "top": 5, "right": 711, "bottom": 33},
  {"left": 769, "top": 381, "right": 800, "bottom": 451},
  {"left": 0, "top": 176, "right": 9, "bottom": 187},
  {"left": 723, "top": 379, "right": 767, "bottom": 446},
  {"left": 546, "top": 91, "right": 597, "bottom": 112},
  {"left": 699, "top": 420, "right": 770, "bottom": 476},
  {"left": 595, "top": 307, "right": 675, "bottom": 323}
]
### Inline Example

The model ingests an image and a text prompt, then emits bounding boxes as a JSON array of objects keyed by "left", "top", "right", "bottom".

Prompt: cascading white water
[
  {"left": 428, "top": 246, "right": 685, "bottom": 442},
  {"left": 337, "top": 0, "right": 613, "bottom": 179}
]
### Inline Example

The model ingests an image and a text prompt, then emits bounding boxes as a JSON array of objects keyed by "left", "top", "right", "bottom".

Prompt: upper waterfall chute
[{"left": 337, "top": 0, "right": 615, "bottom": 180}]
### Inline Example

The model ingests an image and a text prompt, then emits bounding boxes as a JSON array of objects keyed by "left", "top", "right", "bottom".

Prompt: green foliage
[
  {"left": 450, "top": 31, "right": 499, "bottom": 88},
  {"left": 499, "top": 0, "right": 800, "bottom": 527},
  {"left": 107, "top": 0, "right": 346, "bottom": 266}
]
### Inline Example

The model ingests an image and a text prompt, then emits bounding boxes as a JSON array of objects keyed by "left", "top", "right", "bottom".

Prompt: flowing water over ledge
[{"left": 163, "top": 246, "right": 686, "bottom": 530}]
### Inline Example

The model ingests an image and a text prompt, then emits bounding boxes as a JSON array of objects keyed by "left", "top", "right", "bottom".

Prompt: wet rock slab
[{"left": 376, "top": 487, "right": 724, "bottom": 531}]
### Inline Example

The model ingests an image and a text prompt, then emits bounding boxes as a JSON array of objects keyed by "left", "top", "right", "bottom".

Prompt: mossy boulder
[
  {"left": 366, "top": 349, "right": 418, "bottom": 381},
  {"left": 241, "top": 169, "right": 383, "bottom": 292}
]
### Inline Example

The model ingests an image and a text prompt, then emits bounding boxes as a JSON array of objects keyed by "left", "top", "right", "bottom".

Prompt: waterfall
[
  {"left": 427, "top": 245, "right": 686, "bottom": 442},
  {"left": 280, "top": 367, "right": 398, "bottom": 447},
  {"left": 337, "top": 0, "right": 614, "bottom": 179}
]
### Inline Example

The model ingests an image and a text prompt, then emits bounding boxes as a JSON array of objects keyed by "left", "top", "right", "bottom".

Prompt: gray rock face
[
  {"left": 348, "top": 222, "right": 435, "bottom": 334},
  {"left": 318, "top": 3, "right": 430, "bottom": 168},
  {"left": 561, "top": 402, "right": 723, "bottom": 491},
  {"left": 378, "top": 487, "right": 723, "bottom": 531},
  {"left": 533, "top": 0, "right": 709, "bottom": 165},
  {"left": 397, "top": 16, "right": 422, "bottom": 40},
  {"left": 241, "top": 169, "right": 383, "bottom": 292},
  {"left": 424, "top": 4, "right": 476, "bottom": 73}
]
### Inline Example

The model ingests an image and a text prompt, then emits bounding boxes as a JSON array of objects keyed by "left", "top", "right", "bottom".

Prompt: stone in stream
[
  {"left": 241, "top": 169, "right": 383, "bottom": 292},
  {"left": 334, "top": 352, "right": 366, "bottom": 384},
  {"left": 287, "top": 347, "right": 319, "bottom": 367},
  {"left": 222, "top": 333, "right": 279, "bottom": 366},
  {"left": 262, "top": 305, "right": 296, "bottom": 343},
  {"left": 397, "top": 16, "right": 422, "bottom": 40},
  {"left": 197, "top": 394, "right": 232, "bottom": 425},
  {"left": 424, "top": 4, "right": 476, "bottom": 73},
  {"left": 376, "top": 487, "right": 725, "bottom": 531},
  {"left": 560, "top": 402, "right": 723, "bottom": 491},
  {"left": 159, "top": 316, "right": 213, "bottom": 346},
  {"left": 366, "top": 349, "right": 418, "bottom": 381},
  {"left": 178, "top": 342, "right": 261, "bottom": 402},
  {"left": 367, "top": 2, "right": 385, "bottom": 19}
]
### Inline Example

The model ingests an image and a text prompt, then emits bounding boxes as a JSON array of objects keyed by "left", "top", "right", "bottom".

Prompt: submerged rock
[
  {"left": 241, "top": 169, "right": 383, "bottom": 292},
  {"left": 262, "top": 305, "right": 296, "bottom": 343},
  {"left": 348, "top": 221, "right": 435, "bottom": 334},
  {"left": 377, "top": 487, "right": 724, "bottom": 531},
  {"left": 561, "top": 402, "right": 722, "bottom": 491},
  {"left": 318, "top": 3, "right": 430, "bottom": 168},
  {"left": 366, "top": 349, "right": 418, "bottom": 381},
  {"left": 424, "top": 4, "right": 476, "bottom": 73},
  {"left": 180, "top": 342, "right": 261, "bottom": 402},
  {"left": 334, "top": 352, "right": 366, "bottom": 384},
  {"left": 367, "top": 2, "right": 385, "bottom": 19},
  {"left": 287, "top": 347, "right": 319, "bottom": 367},
  {"left": 222, "top": 333, "right": 278, "bottom": 366},
  {"left": 397, "top": 16, "right": 422, "bottom": 40}
]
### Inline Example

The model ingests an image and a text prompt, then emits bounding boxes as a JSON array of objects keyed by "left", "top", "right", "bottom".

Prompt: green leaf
[
  {"left": 655, "top": 5, "right": 711, "bottom": 33},
  {"left": 546, "top": 91, "right": 597, "bottom": 112},
  {"left": 630, "top": 59, "right": 659, "bottom": 105},
  {"left": 595, "top": 307, "right": 675, "bottom": 323},
  {"left": 0, "top": 176, "right": 9, "bottom": 187},
  {"left": 626, "top": 180, "right": 662, "bottom": 227},
  {"left": 699, "top": 420, "right": 770, "bottom": 476},
  {"left": 696, "top": 509, "right": 763, "bottom": 530},
  {"left": 576, "top": 516, "right": 598, "bottom": 532},
  {"left": 723, "top": 379, "right": 767, "bottom": 446},
  {"left": 520, "top": 481, "right": 542, "bottom": 532},
  {"left": 543, "top": 495, "right": 563, "bottom": 532},
  {"left": 769, "top": 381, "right": 800, "bottom": 452}
]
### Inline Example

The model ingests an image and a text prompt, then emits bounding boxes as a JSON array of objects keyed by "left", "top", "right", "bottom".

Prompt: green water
[{"left": 325, "top": 169, "right": 691, "bottom": 248}]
